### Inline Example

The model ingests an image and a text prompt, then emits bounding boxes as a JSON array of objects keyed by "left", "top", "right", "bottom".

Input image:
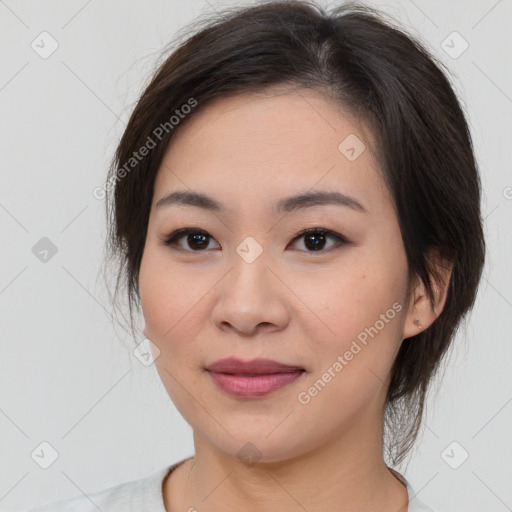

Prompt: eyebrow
[{"left": 155, "top": 189, "right": 368, "bottom": 214}]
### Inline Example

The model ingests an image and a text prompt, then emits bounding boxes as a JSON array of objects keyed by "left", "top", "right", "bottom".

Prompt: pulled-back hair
[{"left": 103, "top": 0, "right": 485, "bottom": 466}]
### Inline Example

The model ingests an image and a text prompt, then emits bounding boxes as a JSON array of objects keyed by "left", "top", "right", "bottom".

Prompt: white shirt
[{"left": 28, "top": 458, "right": 434, "bottom": 511}]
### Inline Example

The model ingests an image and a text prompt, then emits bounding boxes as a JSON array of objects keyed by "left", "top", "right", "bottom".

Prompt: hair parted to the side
[{"left": 101, "top": 0, "right": 485, "bottom": 467}]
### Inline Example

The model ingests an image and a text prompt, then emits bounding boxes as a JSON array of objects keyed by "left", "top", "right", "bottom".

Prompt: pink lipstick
[{"left": 206, "top": 357, "right": 305, "bottom": 398}]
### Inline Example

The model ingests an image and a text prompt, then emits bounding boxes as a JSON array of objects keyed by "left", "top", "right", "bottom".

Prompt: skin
[{"left": 138, "top": 86, "right": 451, "bottom": 512}]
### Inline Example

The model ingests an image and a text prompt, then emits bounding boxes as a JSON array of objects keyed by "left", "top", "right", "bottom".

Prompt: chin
[{"left": 193, "top": 422, "right": 313, "bottom": 466}]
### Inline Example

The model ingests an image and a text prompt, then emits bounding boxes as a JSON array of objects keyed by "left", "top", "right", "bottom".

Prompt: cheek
[
  {"left": 139, "top": 248, "right": 200, "bottom": 335},
  {"left": 296, "top": 248, "right": 408, "bottom": 375},
  {"left": 300, "top": 256, "right": 403, "bottom": 331},
  {"left": 138, "top": 249, "right": 217, "bottom": 377},
  {"left": 293, "top": 259, "right": 407, "bottom": 430},
  {"left": 139, "top": 251, "right": 209, "bottom": 407}
]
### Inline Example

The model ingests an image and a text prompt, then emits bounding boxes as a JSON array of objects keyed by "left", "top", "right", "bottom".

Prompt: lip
[
  {"left": 206, "top": 357, "right": 304, "bottom": 374},
  {"left": 205, "top": 357, "right": 306, "bottom": 398}
]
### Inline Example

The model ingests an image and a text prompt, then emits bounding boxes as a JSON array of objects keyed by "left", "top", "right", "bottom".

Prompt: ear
[{"left": 402, "top": 250, "right": 453, "bottom": 340}]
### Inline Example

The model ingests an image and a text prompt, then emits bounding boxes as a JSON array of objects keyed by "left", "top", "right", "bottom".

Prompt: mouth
[
  {"left": 206, "top": 357, "right": 305, "bottom": 374},
  {"left": 205, "top": 357, "right": 306, "bottom": 398}
]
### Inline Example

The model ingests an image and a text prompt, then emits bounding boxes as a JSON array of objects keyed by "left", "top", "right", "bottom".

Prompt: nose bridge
[
  {"left": 235, "top": 234, "right": 266, "bottom": 266},
  {"left": 211, "top": 233, "right": 289, "bottom": 334},
  {"left": 229, "top": 234, "right": 272, "bottom": 297}
]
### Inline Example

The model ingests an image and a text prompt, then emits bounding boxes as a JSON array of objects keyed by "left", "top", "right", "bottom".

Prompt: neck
[{"left": 164, "top": 424, "right": 409, "bottom": 512}]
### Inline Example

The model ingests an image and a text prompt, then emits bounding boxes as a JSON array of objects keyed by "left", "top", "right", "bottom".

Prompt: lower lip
[{"left": 207, "top": 370, "right": 305, "bottom": 398}]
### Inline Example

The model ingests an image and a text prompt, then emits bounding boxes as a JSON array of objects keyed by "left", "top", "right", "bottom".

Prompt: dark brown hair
[{"left": 102, "top": 0, "right": 485, "bottom": 466}]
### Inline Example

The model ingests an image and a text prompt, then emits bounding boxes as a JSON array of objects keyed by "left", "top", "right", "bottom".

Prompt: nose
[{"left": 211, "top": 248, "right": 290, "bottom": 337}]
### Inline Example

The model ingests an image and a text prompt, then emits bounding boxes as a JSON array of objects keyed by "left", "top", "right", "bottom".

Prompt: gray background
[{"left": 1, "top": 0, "right": 511, "bottom": 510}]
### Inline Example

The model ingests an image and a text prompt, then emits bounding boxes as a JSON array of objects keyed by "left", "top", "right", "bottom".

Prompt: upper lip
[{"left": 206, "top": 357, "right": 304, "bottom": 374}]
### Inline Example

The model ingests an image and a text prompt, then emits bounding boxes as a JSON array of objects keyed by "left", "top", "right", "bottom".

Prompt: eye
[
  {"left": 288, "top": 227, "right": 350, "bottom": 252},
  {"left": 162, "top": 227, "right": 350, "bottom": 253},
  {"left": 162, "top": 228, "right": 220, "bottom": 251}
]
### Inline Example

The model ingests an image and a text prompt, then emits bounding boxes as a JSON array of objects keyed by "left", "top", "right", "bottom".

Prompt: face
[{"left": 139, "top": 87, "right": 414, "bottom": 463}]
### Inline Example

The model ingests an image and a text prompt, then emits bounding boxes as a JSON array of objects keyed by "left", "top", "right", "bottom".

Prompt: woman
[{"left": 29, "top": 0, "right": 485, "bottom": 510}]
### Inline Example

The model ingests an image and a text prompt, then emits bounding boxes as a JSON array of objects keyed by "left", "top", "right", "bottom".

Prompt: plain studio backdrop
[{"left": 1, "top": 1, "right": 510, "bottom": 511}]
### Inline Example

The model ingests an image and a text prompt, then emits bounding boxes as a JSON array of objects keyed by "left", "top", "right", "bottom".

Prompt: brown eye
[
  {"left": 163, "top": 229, "right": 220, "bottom": 251},
  {"left": 288, "top": 228, "right": 350, "bottom": 253},
  {"left": 162, "top": 227, "right": 350, "bottom": 253}
]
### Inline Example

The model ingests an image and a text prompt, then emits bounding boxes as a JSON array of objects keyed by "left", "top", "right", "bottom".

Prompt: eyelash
[{"left": 162, "top": 227, "right": 350, "bottom": 254}]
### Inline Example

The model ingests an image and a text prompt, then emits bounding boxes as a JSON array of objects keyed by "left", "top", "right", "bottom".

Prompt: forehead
[{"left": 153, "top": 89, "right": 391, "bottom": 217}]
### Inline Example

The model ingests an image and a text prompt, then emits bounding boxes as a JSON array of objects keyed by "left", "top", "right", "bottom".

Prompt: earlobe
[{"left": 402, "top": 291, "right": 430, "bottom": 340}]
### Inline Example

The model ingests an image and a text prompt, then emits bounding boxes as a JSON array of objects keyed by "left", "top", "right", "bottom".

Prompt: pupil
[
  {"left": 189, "top": 233, "right": 208, "bottom": 250},
  {"left": 305, "top": 233, "right": 325, "bottom": 251}
]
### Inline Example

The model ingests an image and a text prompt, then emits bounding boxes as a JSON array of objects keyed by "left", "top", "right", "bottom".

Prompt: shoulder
[
  {"left": 406, "top": 485, "right": 436, "bottom": 512},
  {"left": 408, "top": 501, "right": 436, "bottom": 512},
  {"left": 388, "top": 467, "right": 436, "bottom": 512},
  {"left": 27, "top": 465, "right": 173, "bottom": 512}
]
